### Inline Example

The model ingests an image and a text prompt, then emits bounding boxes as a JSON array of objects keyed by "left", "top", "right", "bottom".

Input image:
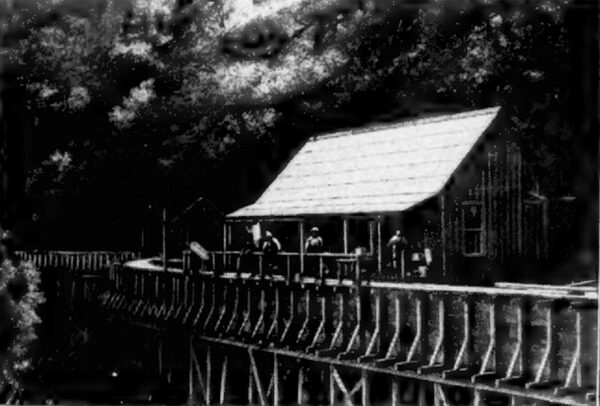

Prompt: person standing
[
  {"left": 387, "top": 230, "right": 409, "bottom": 278},
  {"left": 259, "top": 231, "right": 281, "bottom": 278},
  {"left": 305, "top": 227, "right": 324, "bottom": 253},
  {"left": 237, "top": 225, "right": 257, "bottom": 277},
  {"left": 305, "top": 227, "right": 325, "bottom": 277}
]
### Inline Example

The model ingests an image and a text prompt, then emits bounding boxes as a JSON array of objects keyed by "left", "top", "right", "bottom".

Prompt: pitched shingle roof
[{"left": 228, "top": 107, "right": 500, "bottom": 218}]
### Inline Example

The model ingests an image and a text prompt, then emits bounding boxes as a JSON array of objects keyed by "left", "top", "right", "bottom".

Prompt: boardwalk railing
[
  {"left": 183, "top": 249, "right": 367, "bottom": 281},
  {"left": 17, "top": 250, "right": 140, "bottom": 305},
  {"left": 103, "top": 257, "right": 598, "bottom": 406},
  {"left": 18, "top": 250, "right": 139, "bottom": 272}
]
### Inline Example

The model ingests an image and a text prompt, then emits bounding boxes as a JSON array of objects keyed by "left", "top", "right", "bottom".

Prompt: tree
[{"left": 4, "top": 0, "right": 586, "bottom": 246}]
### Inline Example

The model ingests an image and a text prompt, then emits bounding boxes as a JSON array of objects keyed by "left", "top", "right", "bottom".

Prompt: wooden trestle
[{"left": 95, "top": 250, "right": 599, "bottom": 406}]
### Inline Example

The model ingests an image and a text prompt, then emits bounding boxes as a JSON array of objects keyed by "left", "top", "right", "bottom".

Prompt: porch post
[
  {"left": 441, "top": 195, "right": 447, "bottom": 277},
  {"left": 140, "top": 222, "right": 145, "bottom": 255},
  {"left": 343, "top": 218, "right": 349, "bottom": 254},
  {"left": 400, "top": 248, "right": 405, "bottom": 280},
  {"left": 377, "top": 216, "right": 382, "bottom": 273},
  {"left": 299, "top": 221, "right": 304, "bottom": 277},
  {"left": 369, "top": 220, "right": 375, "bottom": 253},
  {"left": 222, "top": 222, "right": 227, "bottom": 270},
  {"left": 162, "top": 208, "right": 167, "bottom": 272}
]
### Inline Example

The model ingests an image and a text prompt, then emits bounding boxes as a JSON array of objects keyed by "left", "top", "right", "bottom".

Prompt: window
[{"left": 462, "top": 201, "right": 485, "bottom": 256}]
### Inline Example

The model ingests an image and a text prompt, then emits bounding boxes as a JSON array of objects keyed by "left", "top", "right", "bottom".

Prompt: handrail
[
  {"left": 369, "top": 281, "right": 598, "bottom": 300},
  {"left": 495, "top": 281, "right": 597, "bottom": 292},
  {"left": 18, "top": 250, "right": 140, "bottom": 255},
  {"left": 118, "top": 263, "right": 599, "bottom": 301},
  {"left": 209, "top": 250, "right": 361, "bottom": 258}
]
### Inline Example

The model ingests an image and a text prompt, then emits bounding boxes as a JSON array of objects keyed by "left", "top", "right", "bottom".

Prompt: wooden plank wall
[{"left": 443, "top": 142, "right": 527, "bottom": 264}]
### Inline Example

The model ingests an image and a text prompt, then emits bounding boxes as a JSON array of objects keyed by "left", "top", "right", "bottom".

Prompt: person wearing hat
[
  {"left": 387, "top": 229, "right": 410, "bottom": 278},
  {"left": 304, "top": 227, "right": 324, "bottom": 277},
  {"left": 259, "top": 230, "right": 281, "bottom": 278},
  {"left": 305, "top": 227, "right": 324, "bottom": 253}
]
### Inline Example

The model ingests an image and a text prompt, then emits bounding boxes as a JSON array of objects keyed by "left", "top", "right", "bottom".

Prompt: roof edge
[{"left": 308, "top": 106, "right": 501, "bottom": 143}]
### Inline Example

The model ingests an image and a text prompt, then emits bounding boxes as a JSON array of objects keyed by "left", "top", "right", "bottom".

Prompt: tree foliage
[
  {"left": 0, "top": 258, "right": 44, "bottom": 396},
  {"left": 5, "top": 0, "right": 579, "bottom": 243}
]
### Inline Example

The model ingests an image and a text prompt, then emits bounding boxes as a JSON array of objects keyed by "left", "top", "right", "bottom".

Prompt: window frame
[{"left": 461, "top": 200, "right": 486, "bottom": 257}]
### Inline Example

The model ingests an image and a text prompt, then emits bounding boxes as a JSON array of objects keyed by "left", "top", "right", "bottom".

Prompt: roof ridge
[{"left": 309, "top": 106, "right": 501, "bottom": 142}]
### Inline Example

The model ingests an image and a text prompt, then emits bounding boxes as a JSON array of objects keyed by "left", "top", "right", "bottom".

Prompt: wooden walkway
[
  {"left": 16, "top": 250, "right": 599, "bottom": 405},
  {"left": 105, "top": 253, "right": 598, "bottom": 406}
]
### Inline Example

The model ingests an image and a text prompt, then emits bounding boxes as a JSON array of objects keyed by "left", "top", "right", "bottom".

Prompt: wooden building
[{"left": 223, "top": 107, "right": 570, "bottom": 284}]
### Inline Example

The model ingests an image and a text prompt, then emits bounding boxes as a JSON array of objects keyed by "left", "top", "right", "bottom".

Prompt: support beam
[
  {"left": 225, "top": 285, "right": 240, "bottom": 335},
  {"left": 527, "top": 305, "right": 553, "bottom": 388},
  {"left": 249, "top": 349, "right": 267, "bottom": 406},
  {"left": 248, "top": 364, "right": 254, "bottom": 405},
  {"left": 361, "top": 370, "right": 369, "bottom": 406},
  {"left": 190, "top": 345, "right": 209, "bottom": 404},
  {"left": 359, "top": 292, "right": 381, "bottom": 362},
  {"left": 273, "top": 354, "right": 280, "bottom": 406},
  {"left": 474, "top": 302, "right": 496, "bottom": 380},
  {"left": 308, "top": 296, "right": 327, "bottom": 351},
  {"left": 560, "top": 310, "right": 582, "bottom": 391},
  {"left": 329, "top": 366, "right": 336, "bottom": 406},
  {"left": 220, "top": 356, "right": 228, "bottom": 405},
  {"left": 397, "top": 297, "right": 422, "bottom": 369},
  {"left": 497, "top": 303, "right": 523, "bottom": 385},
  {"left": 188, "top": 337, "right": 194, "bottom": 405},
  {"left": 421, "top": 298, "right": 444, "bottom": 373},
  {"left": 266, "top": 288, "right": 280, "bottom": 341},
  {"left": 297, "top": 290, "right": 312, "bottom": 346},
  {"left": 391, "top": 378, "right": 399, "bottom": 406},
  {"left": 158, "top": 338, "right": 163, "bottom": 376},
  {"left": 297, "top": 365, "right": 304, "bottom": 405},
  {"left": 331, "top": 367, "right": 353, "bottom": 406},
  {"left": 206, "top": 347, "right": 212, "bottom": 405},
  {"left": 280, "top": 290, "right": 295, "bottom": 344}
]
